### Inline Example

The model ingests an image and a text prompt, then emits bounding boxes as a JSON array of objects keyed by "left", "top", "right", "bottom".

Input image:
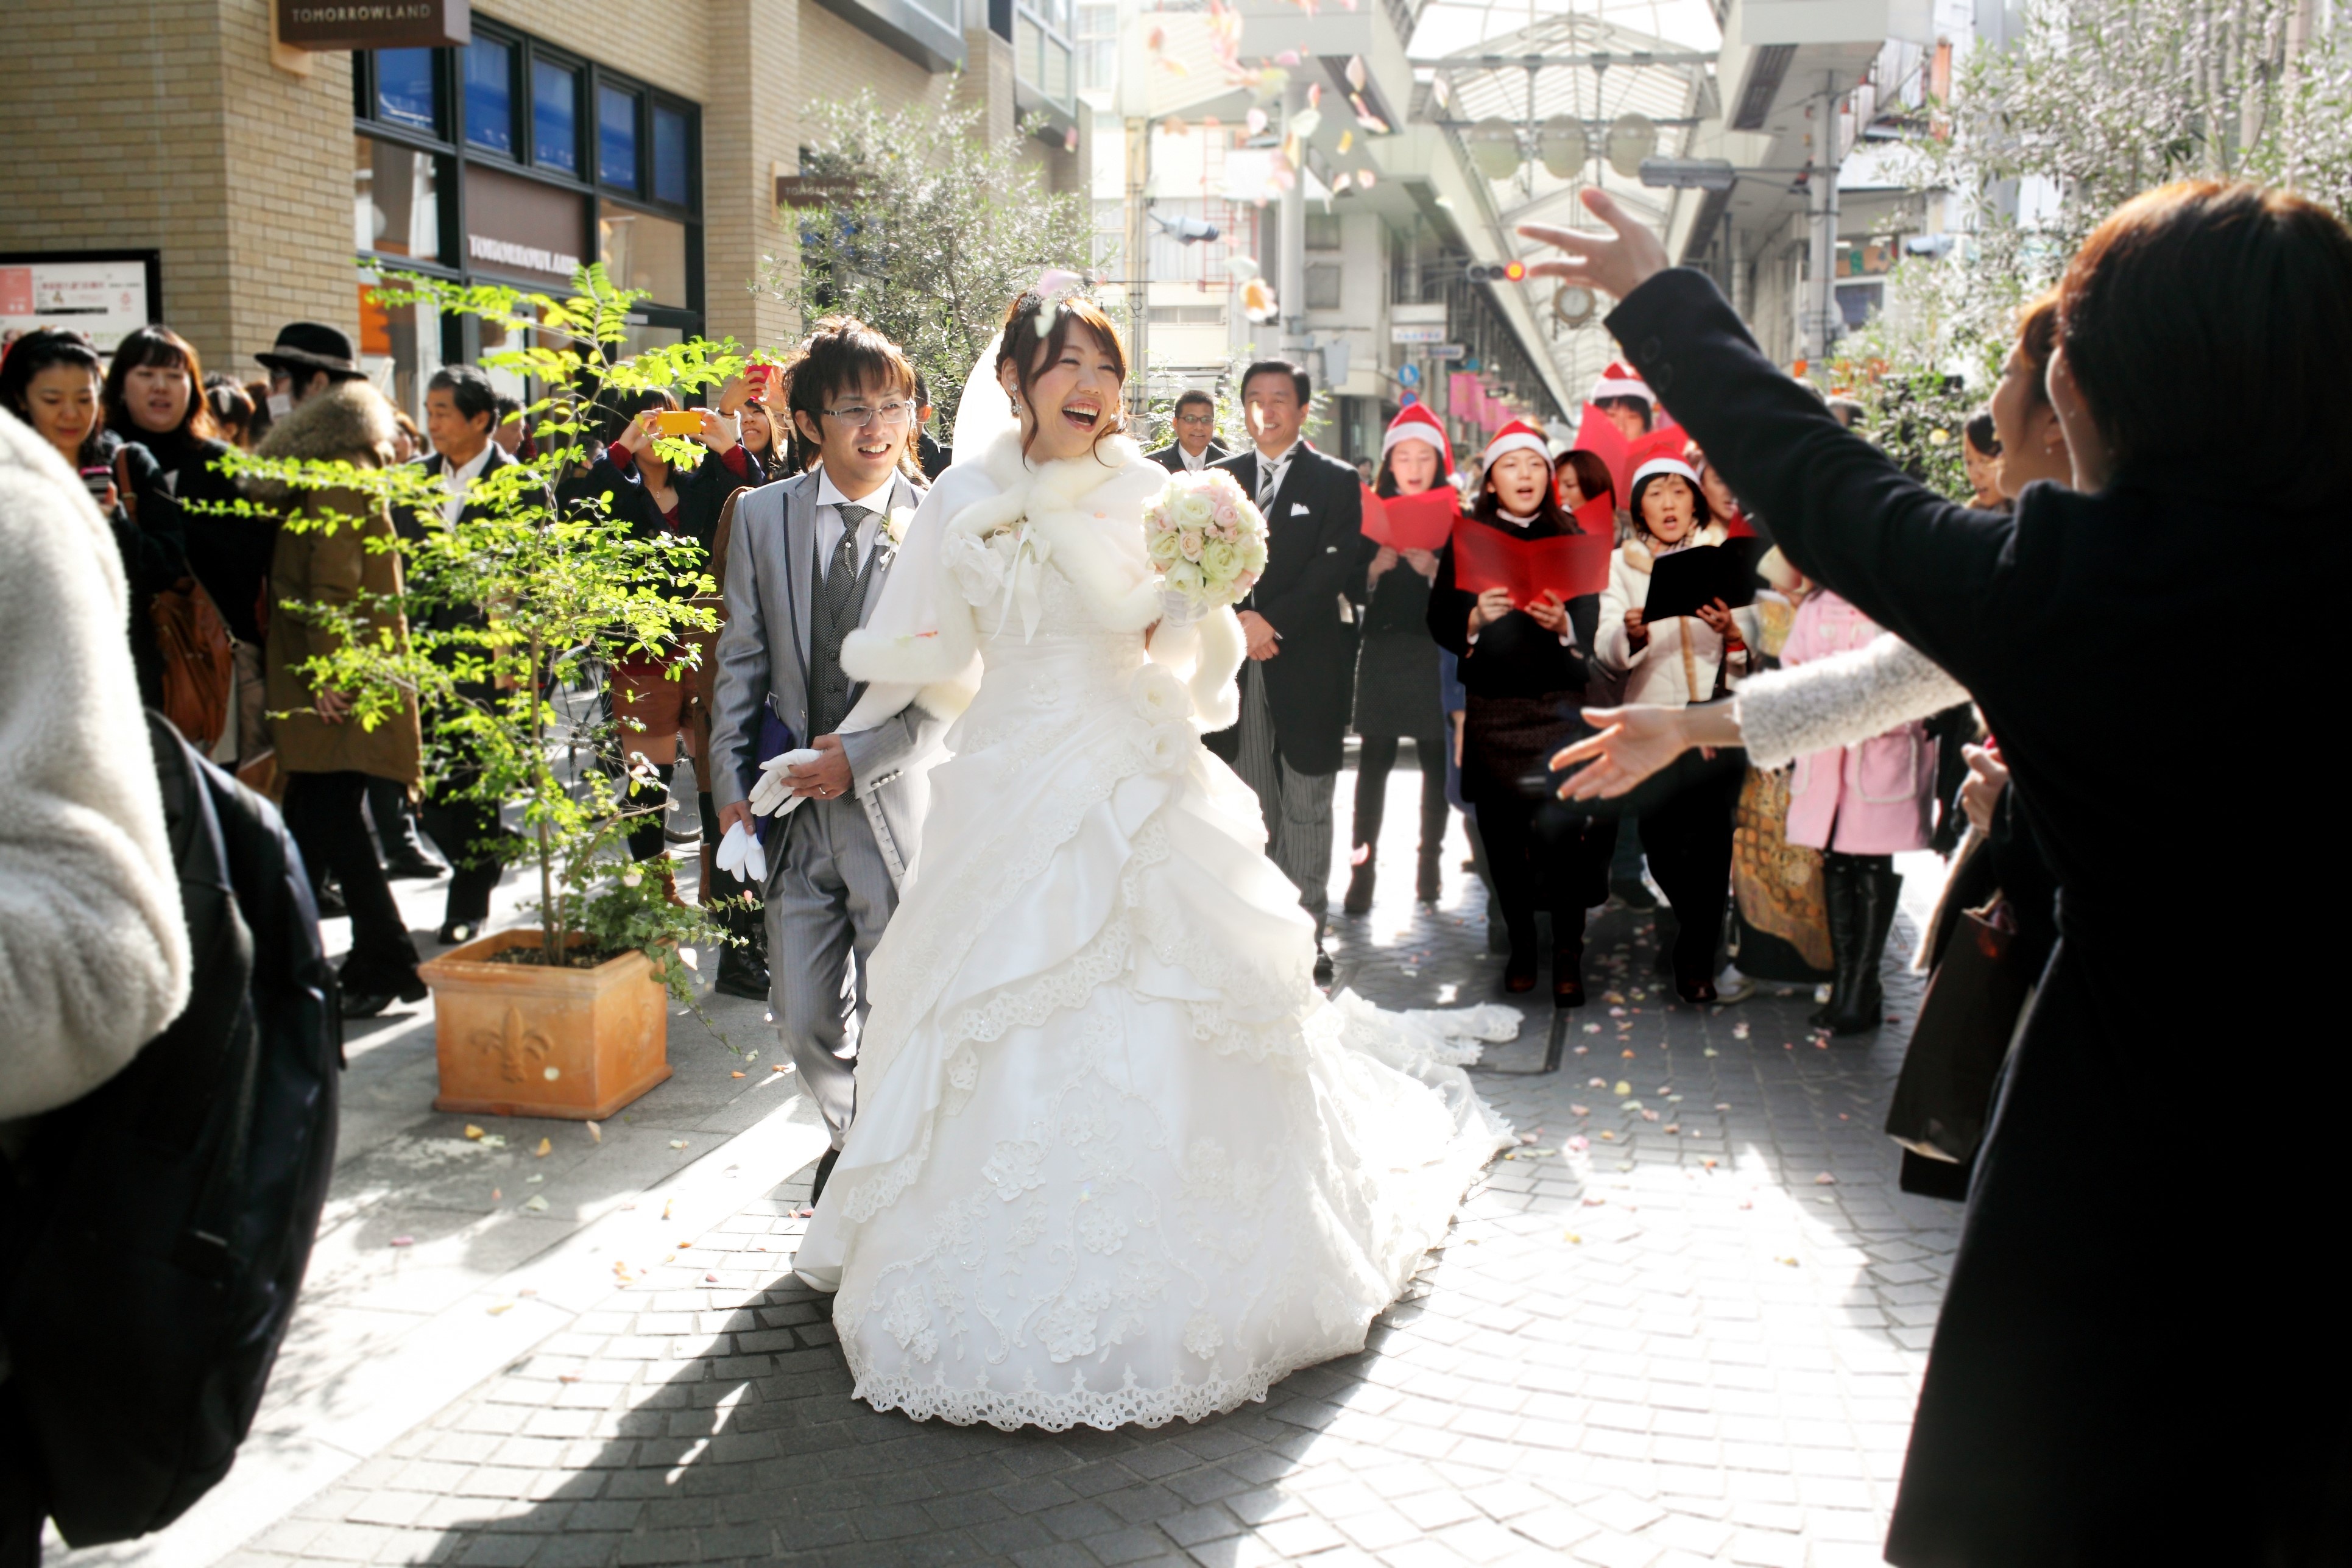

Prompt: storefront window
[
  {"left": 359, "top": 277, "right": 446, "bottom": 422},
  {"left": 464, "top": 38, "right": 514, "bottom": 155},
  {"left": 375, "top": 49, "right": 437, "bottom": 132},
  {"left": 652, "top": 105, "right": 690, "bottom": 205},
  {"left": 355, "top": 137, "right": 443, "bottom": 263},
  {"left": 598, "top": 208, "right": 688, "bottom": 307},
  {"left": 532, "top": 58, "right": 579, "bottom": 174},
  {"left": 598, "top": 85, "right": 639, "bottom": 191}
]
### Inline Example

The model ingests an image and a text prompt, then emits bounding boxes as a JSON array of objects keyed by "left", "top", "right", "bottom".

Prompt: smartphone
[
  {"left": 652, "top": 409, "right": 704, "bottom": 436},
  {"left": 79, "top": 467, "right": 115, "bottom": 506}
]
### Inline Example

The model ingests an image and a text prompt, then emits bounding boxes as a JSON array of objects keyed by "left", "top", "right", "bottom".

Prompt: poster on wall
[{"left": 0, "top": 252, "right": 160, "bottom": 354}]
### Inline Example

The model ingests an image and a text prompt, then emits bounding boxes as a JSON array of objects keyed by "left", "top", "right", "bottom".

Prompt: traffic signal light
[{"left": 1467, "top": 260, "right": 1528, "bottom": 283}]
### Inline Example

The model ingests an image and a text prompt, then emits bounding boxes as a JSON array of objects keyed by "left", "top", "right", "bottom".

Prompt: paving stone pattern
[{"left": 225, "top": 766, "right": 1958, "bottom": 1568}]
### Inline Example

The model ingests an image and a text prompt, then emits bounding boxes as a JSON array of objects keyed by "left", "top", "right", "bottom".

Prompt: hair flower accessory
[{"left": 1032, "top": 268, "right": 1089, "bottom": 334}]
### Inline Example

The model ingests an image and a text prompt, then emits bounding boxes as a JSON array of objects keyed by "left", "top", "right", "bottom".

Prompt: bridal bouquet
[{"left": 1144, "top": 469, "right": 1269, "bottom": 610}]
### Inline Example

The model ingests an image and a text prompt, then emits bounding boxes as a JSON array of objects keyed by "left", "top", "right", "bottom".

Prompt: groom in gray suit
[{"left": 709, "top": 319, "right": 946, "bottom": 1198}]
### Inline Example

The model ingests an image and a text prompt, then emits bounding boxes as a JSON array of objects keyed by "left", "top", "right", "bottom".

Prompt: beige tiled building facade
[{"left": 0, "top": 0, "right": 1079, "bottom": 412}]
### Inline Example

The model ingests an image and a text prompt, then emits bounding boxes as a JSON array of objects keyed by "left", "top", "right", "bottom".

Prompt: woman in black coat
[
  {"left": 1523, "top": 182, "right": 2351, "bottom": 1564},
  {"left": 1346, "top": 403, "right": 1458, "bottom": 913},
  {"left": 1427, "top": 420, "right": 1612, "bottom": 1003},
  {"left": 106, "top": 327, "right": 266, "bottom": 754}
]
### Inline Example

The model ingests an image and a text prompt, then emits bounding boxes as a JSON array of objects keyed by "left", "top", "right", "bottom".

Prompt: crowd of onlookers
[{"left": 0, "top": 303, "right": 2005, "bottom": 1034}]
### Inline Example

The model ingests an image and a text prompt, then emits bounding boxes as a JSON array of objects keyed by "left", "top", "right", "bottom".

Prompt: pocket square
[{"left": 1291, "top": 503, "right": 1311, "bottom": 515}]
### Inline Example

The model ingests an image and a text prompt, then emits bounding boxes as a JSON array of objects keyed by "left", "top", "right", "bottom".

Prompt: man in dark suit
[
  {"left": 400, "top": 364, "right": 526, "bottom": 945},
  {"left": 1148, "top": 388, "right": 1229, "bottom": 473},
  {"left": 1206, "top": 361, "right": 1361, "bottom": 983}
]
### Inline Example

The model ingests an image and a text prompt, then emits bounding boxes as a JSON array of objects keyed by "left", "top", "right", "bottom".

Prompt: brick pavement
[{"left": 200, "top": 758, "right": 1960, "bottom": 1568}]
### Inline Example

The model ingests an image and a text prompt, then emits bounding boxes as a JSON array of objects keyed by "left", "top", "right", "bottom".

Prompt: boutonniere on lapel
[{"left": 877, "top": 504, "right": 913, "bottom": 570}]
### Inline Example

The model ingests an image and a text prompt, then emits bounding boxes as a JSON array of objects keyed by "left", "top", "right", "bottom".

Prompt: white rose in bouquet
[
  {"left": 1165, "top": 559, "right": 1206, "bottom": 598},
  {"left": 1200, "top": 538, "right": 1238, "bottom": 580}
]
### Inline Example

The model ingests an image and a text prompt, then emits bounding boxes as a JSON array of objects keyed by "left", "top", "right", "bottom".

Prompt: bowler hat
[{"left": 257, "top": 322, "right": 362, "bottom": 380}]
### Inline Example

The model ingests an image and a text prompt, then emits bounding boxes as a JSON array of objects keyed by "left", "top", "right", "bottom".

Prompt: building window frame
[{"left": 355, "top": 25, "right": 705, "bottom": 415}]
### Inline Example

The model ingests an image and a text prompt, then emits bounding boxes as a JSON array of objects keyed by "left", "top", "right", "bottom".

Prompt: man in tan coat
[{"left": 252, "top": 323, "right": 423, "bottom": 1017}]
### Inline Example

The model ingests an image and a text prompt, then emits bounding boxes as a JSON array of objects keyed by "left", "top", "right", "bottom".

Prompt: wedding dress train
[{"left": 791, "top": 427, "right": 1515, "bottom": 1432}]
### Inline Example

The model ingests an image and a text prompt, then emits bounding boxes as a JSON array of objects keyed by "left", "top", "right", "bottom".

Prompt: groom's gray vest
[{"left": 807, "top": 517, "right": 880, "bottom": 740}]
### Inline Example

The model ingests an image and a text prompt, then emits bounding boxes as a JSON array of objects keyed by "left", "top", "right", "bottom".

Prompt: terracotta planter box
[{"left": 418, "top": 928, "right": 672, "bottom": 1120}]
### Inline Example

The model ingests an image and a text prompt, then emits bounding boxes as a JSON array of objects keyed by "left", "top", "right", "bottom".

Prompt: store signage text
[
  {"left": 469, "top": 235, "right": 581, "bottom": 280},
  {"left": 277, "top": 0, "right": 471, "bottom": 50}
]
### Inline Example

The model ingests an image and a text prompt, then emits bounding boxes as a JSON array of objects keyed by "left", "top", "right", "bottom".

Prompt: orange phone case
[{"left": 652, "top": 409, "right": 703, "bottom": 436}]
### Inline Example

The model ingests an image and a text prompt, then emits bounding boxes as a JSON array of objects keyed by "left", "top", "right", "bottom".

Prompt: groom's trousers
[
  {"left": 1234, "top": 660, "right": 1337, "bottom": 934},
  {"left": 765, "top": 791, "right": 899, "bottom": 1148}
]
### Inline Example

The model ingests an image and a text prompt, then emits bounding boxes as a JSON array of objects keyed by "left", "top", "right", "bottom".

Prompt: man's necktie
[
  {"left": 826, "top": 504, "right": 871, "bottom": 617},
  {"left": 1255, "top": 461, "right": 1280, "bottom": 513}
]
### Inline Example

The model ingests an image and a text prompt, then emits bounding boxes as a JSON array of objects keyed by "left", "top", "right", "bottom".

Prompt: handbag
[
  {"left": 1884, "top": 897, "right": 2036, "bottom": 1165},
  {"left": 150, "top": 577, "right": 235, "bottom": 750}
]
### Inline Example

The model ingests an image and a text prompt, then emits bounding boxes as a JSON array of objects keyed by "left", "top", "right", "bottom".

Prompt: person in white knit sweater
[{"left": 0, "top": 408, "right": 190, "bottom": 1124}]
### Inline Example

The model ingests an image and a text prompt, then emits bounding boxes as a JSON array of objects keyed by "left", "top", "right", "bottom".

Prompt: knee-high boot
[{"left": 1812, "top": 853, "right": 1863, "bottom": 1029}]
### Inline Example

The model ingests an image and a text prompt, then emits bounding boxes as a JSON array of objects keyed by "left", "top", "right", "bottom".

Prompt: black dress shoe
[
  {"left": 383, "top": 850, "right": 447, "bottom": 881},
  {"left": 1675, "top": 976, "right": 1721, "bottom": 1006},
  {"left": 437, "top": 920, "right": 482, "bottom": 945},
  {"left": 1553, "top": 952, "right": 1586, "bottom": 1009},
  {"left": 809, "top": 1146, "right": 841, "bottom": 1205},
  {"left": 315, "top": 880, "right": 347, "bottom": 917},
  {"left": 341, "top": 991, "right": 396, "bottom": 1019},
  {"left": 1312, "top": 945, "right": 1336, "bottom": 987},
  {"left": 1502, "top": 953, "right": 1538, "bottom": 994},
  {"left": 1341, "top": 861, "right": 1376, "bottom": 916},
  {"left": 715, "top": 945, "right": 771, "bottom": 1001}
]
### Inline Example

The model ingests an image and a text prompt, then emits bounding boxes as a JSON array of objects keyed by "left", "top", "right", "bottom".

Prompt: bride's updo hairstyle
[{"left": 996, "top": 287, "right": 1129, "bottom": 461}]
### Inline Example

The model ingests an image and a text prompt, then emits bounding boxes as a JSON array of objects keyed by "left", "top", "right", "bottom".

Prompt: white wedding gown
[{"left": 791, "top": 426, "right": 1514, "bottom": 1432}]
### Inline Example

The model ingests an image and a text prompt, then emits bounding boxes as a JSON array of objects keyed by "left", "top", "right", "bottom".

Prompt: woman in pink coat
[{"left": 1781, "top": 586, "right": 1937, "bottom": 1034}]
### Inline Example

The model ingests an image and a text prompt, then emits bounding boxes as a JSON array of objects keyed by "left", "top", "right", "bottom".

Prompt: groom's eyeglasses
[{"left": 822, "top": 400, "right": 917, "bottom": 430}]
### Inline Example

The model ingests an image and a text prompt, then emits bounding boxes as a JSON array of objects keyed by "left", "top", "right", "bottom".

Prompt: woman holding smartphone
[{"left": 1, "top": 328, "right": 182, "bottom": 701}]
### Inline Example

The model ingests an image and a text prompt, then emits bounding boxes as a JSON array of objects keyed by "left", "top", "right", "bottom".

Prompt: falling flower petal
[
  {"left": 1307, "top": 82, "right": 1322, "bottom": 108},
  {"left": 1338, "top": 129, "right": 1354, "bottom": 154},
  {"left": 1275, "top": 48, "right": 1302, "bottom": 65},
  {"left": 464, "top": 1125, "right": 485, "bottom": 1140},
  {"left": 523, "top": 1195, "right": 549, "bottom": 1212},
  {"left": 1357, "top": 168, "right": 1377, "bottom": 189},
  {"left": 534, "top": 1137, "right": 551, "bottom": 1157},
  {"left": 390, "top": 1236, "right": 413, "bottom": 1248},
  {"left": 586, "top": 1120, "right": 601, "bottom": 1142},
  {"left": 1346, "top": 54, "right": 1368, "bottom": 91}
]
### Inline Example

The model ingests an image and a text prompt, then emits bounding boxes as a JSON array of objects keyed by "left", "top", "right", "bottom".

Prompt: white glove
[
  {"left": 1157, "top": 586, "right": 1201, "bottom": 629},
  {"left": 713, "top": 820, "right": 768, "bottom": 885},
  {"left": 748, "top": 747, "right": 822, "bottom": 817}
]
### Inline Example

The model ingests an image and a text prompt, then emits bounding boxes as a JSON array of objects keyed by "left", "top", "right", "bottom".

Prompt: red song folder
[
  {"left": 1450, "top": 520, "right": 1614, "bottom": 604},
  {"left": 1361, "top": 486, "right": 1461, "bottom": 551}
]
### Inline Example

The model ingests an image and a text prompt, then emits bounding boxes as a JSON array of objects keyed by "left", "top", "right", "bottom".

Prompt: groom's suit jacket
[
  {"left": 1205, "top": 442, "right": 1364, "bottom": 775},
  {"left": 707, "top": 467, "right": 944, "bottom": 885}
]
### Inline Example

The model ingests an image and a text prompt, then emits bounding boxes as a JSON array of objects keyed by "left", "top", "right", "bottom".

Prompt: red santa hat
[
  {"left": 1591, "top": 361, "right": 1653, "bottom": 404},
  {"left": 1483, "top": 418, "right": 1553, "bottom": 469},
  {"left": 1380, "top": 402, "right": 1453, "bottom": 475},
  {"left": 1627, "top": 456, "right": 1704, "bottom": 517}
]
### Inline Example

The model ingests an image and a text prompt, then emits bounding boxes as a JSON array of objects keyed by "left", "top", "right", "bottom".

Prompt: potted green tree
[{"left": 224, "top": 264, "right": 752, "bottom": 1119}]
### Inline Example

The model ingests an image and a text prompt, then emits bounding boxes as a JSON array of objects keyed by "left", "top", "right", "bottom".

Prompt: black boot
[
  {"left": 1825, "top": 861, "right": 1902, "bottom": 1036},
  {"left": 1812, "top": 855, "right": 1863, "bottom": 1029},
  {"left": 1552, "top": 914, "right": 1586, "bottom": 1009},
  {"left": 1343, "top": 857, "right": 1377, "bottom": 916}
]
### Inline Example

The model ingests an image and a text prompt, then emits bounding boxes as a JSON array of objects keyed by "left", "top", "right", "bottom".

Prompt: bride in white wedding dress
[{"left": 786, "top": 286, "right": 1516, "bottom": 1432}]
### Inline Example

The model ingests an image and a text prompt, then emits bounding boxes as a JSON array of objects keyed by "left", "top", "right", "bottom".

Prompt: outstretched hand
[
  {"left": 1550, "top": 704, "right": 1693, "bottom": 800},
  {"left": 1519, "top": 188, "right": 1672, "bottom": 305}
]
